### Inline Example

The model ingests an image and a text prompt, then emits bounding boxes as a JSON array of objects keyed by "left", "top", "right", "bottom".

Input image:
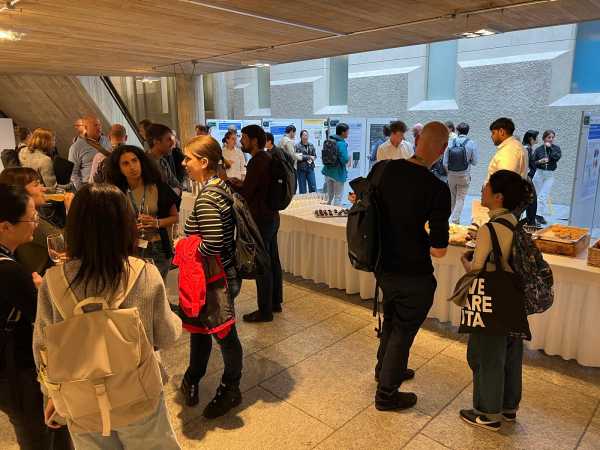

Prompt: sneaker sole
[
  {"left": 203, "top": 396, "right": 243, "bottom": 419},
  {"left": 502, "top": 416, "right": 517, "bottom": 422},
  {"left": 460, "top": 414, "right": 500, "bottom": 431}
]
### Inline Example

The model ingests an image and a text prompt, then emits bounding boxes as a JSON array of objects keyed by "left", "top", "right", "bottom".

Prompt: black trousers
[
  {"left": 185, "top": 326, "right": 243, "bottom": 387},
  {"left": 0, "top": 367, "right": 71, "bottom": 450},
  {"left": 375, "top": 273, "right": 437, "bottom": 392},
  {"left": 256, "top": 216, "right": 283, "bottom": 315},
  {"left": 525, "top": 176, "right": 538, "bottom": 225}
]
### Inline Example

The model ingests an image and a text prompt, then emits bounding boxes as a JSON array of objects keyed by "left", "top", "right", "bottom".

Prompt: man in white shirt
[
  {"left": 376, "top": 121, "right": 412, "bottom": 161},
  {"left": 486, "top": 117, "right": 528, "bottom": 182},
  {"left": 279, "top": 125, "right": 298, "bottom": 168}
]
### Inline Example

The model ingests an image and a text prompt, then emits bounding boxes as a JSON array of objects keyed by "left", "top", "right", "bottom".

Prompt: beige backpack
[{"left": 39, "top": 257, "right": 163, "bottom": 436}]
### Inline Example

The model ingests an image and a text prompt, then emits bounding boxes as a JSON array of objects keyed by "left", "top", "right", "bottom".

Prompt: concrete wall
[{"left": 224, "top": 24, "right": 600, "bottom": 205}]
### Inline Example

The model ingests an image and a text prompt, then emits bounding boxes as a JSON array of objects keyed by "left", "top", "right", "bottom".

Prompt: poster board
[
  {"left": 301, "top": 118, "right": 328, "bottom": 190},
  {"left": 207, "top": 120, "right": 243, "bottom": 144},
  {"left": 262, "top": 118, "right": 303, "bottom": 148},
  {"left": 366, "top": 118, "right": 397, "bottom": 172},
  {"left": 569, "top": 113, "right": 600, "bottom": 233}
]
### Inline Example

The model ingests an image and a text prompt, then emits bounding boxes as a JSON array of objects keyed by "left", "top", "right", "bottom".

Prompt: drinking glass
[{"left": 47, "top": 233, "right": 67, "bottom": 264}]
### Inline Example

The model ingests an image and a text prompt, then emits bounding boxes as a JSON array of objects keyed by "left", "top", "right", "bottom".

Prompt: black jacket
[
  {"left": 295, "top": 142, "right": 316, "bottom": 171},
  {"left": 533, "top": 144, "right": 561, "bottom": 172}
]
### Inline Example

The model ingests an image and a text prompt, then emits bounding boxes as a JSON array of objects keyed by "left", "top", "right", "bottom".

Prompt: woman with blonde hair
[
  {"left": 19, "top": 128, "right": 57, "bottom": 187},
  {"left": 179, "top": 135, "right": 244, "bottom": 419}
]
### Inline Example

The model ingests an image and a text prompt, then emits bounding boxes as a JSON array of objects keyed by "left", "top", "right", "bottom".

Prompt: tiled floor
[{"left": 2, "top": 274, "right": 599, "bottom": 449}]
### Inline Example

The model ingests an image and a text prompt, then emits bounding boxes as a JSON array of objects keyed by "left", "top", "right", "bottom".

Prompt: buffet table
[{"left": 277, "top": 195, "right": 600, "bottom": 367}]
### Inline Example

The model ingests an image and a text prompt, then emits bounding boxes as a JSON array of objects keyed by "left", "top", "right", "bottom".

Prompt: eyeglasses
[{"left": 18, "top": 212, "right": 39, "bottom": 224}]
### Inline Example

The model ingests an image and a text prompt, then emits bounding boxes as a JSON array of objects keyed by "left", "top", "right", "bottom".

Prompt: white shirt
[
  {"left": 376, "top": 139, "right": 412, "bottom": 161},
  {"left": 486, "top": 136, "right": 528, "bottom": 182},
  {"left": 222, "top": 146, "right": 247, "bottom": 180}
]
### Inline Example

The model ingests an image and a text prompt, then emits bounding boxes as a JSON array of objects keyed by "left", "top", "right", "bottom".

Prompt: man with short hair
[
  {"left": 147, "top": 123, "right": 182, "bottom": 196},
  {"left": 234, "top": 125, "right": 282, "bottom": 322},
  {"left": 73, "top": 118, "right": 85, "bottom": 144},
  {"left": 195, "top": 124, "right": 209, "bottom": 136},
  {"left": 487, "top": 118, "right": 528, "bottom": 181},
  {"left": 411, "top": 123, "right": 424, "bottom": 150},
  {"left": 443, "top": 122, "right": 479, "bottom": 224},
  {"left": 89, "top": 124, "right": 127, "bottom": 183},
  {"left": 322, "top": 123, "right": 350, "bottom": 206},
  {"left": 68, "top": 116, "right": 111, "bottom": 190},
  {"left": 376, "top": 121, "right": 413, "bottom": 161},
  {"left": 372, "top": 121, "right": 451, "bottom": 412},
  {"left": 279, "top": 125, "right": 297, "bottom": 167}
]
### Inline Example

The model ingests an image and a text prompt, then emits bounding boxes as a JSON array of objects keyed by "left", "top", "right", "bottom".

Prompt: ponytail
[{"left": 488, "top": 170, "right": 529, "bottom": 211}]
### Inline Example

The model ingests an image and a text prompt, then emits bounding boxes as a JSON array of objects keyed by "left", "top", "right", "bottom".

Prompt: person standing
[
  {"left": 147, "top": 123, "right": 183, "bottom": 196},
  {"left": 443, "top": 122, "right": 479, "bottom": 224},
  {"left": 106, "top": 145, "right": 179, "bottom": 280},
  {"left": 279, "top": 125, "right": 298, "bottom": 167},
  {"left": 532, "top": 130, "right": 561, "bottom": 224},
  {"left": 446, "top": 121, "right": 457, "bottom": 140},
  {"left": 372, "top": 122, "right": 451, "bottom": 411},
  {"left": 33, "top": 184, "right": 181, "bottom": 449},
  {"left": 459, "top": 170, "right": 531, "bottom": 431},
  {"left": 179, "top": 135, "right": 244, "bottom": 419},
  {"left": 522, "top": 130, "right": 540, "bottom": 226},
  {"left": 322, "top": 123, "right": 350, "bottom": 206},
  {"left": 68, "top": 116, "right": 111, "bottom": 190},
  {"left": 486, "top": 118, "right": 528, "bottom": 182},
  {"left": 222, "top": 130, "right": 247, "bottom": 181},
  {"left": 233, "top": 125, "right": 282, "bottom": 322},
  {"left": 295, "top": 130, "right": 317, "bottom": 194},
  {"left": 195, "top": 124, "right": 209, "bottom": 136},
  {"left": 376, "top": 121, "right": 412, "bottom": 161},
  {"left": 89, "top": 123, "right": 128, "bottom": 183},
  {"left": 18, "top": 128, "right": 57, "bottom": 188},
  {"left": 411, "top": 123, "right": 424, "bottom": 150},
  {"left": 138, "top": 119, "right": 153, "bottom": 150}
]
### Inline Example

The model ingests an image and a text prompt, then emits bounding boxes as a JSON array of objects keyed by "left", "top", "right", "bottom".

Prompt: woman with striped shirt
[{"left": 180, "top": 135, "right": 244, "bottom": 419}]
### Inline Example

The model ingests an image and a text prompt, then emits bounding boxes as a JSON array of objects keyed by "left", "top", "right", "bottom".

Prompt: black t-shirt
[
  {"left": 377, "top": 159, "right": 451, "bottom": 275},
  {"left": 239, "top": 150, "right": 276, "bottom": 227}
]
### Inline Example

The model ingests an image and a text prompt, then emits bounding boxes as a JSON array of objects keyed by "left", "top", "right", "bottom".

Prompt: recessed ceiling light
[
  {"left": 241, "top": 60, "right": 271, "bottom": 68},
  {"left": 0, "top": 29, "right": 25, "bottom": 41},
  {"left": 139, "top": 77, "right": 160, "bottom": 83},
  {"left": 457, "top": 28, "right": 499, "bottom": 39}
]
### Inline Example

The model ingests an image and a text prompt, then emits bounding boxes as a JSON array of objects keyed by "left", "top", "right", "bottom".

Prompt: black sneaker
[
  {"left": 180, "top": 376, "right": 199, "bottom": 407},
  {"left": 203, "top": 384, "right": 242, "bottom": 419},
  {"left": 375, "top": 389, "right": 417, "bottom": 411},
  {"left": 243, "top": 310, "right": 273, "bottom": 323},
  {"left": 502, "top": 412, "right": 517, "bottom": 422},
  {"left": 460, "top": 409, "right": 501, "bottom": 431},
  {"left": 374, "top": 368, "right": 415, "bottom": 383}
]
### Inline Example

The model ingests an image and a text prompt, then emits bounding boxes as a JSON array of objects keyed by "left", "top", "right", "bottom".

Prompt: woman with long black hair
[
  {"left": 522, "top": 130, "right": 539, "bottom": 226},
  {"left": 106, "top": 145, "right": 179, "bottom": 280}
]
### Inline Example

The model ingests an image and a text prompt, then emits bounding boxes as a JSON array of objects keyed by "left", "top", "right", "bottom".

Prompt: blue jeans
[
  {"left": 138, "top": 241, "right": 172, "bottom": 280},
  {"left": 298, "top": 168, "right": 316, "bottom": 194},
  {"left": 467, "top": 334, "right": 523, "bottom": 419}
]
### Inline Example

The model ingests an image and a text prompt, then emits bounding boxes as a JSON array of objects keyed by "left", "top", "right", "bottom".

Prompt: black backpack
[
  {"left": 447, "top": 138, "right": 470, "bottom": 172},
  {"left": 203, "top": 185, "right": 271, "bottom": 280},
  {"left": 322, "top": 138, "right": 340, "bottom": 167},
  {"left": 268, "top": 146, "right": 296, "bottom": 211},
  {"left": 1, "top": 145, "right": 24, "bottom": 169},
  {"left": 346, "top": 160, "right": 390, "bottom": 273}
]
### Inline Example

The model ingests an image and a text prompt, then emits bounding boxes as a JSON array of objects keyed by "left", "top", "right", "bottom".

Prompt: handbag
[{"left": 457, "top": 223, "right": 531, "bottom": 340}]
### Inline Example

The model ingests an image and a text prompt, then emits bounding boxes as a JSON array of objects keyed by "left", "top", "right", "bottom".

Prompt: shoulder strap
[
  {"left": 493, "top": 217, "right": 516, "bottom": 231},
  {"left": 486, "top": 223, "right": 504, "bottom": 273},
  {"left": 45, "top": 266, "right": 80, "bottom": 320}
]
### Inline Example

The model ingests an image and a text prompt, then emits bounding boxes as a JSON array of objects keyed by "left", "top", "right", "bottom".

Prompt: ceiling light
[
  {"left": 139, "top": 77, "right": 160, "bottom": 83},
  {"left": 0, "top": 29, "right": 24, "bottom": 41},
  {"left": 241, "top": 60, "right": 271, "bottom": 68},
  {"left": 457, "top": 28, "right": 499, "bottom": 38}
]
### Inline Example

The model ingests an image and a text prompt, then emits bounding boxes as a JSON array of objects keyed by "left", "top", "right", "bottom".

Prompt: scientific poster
[
  {"left": 0, "top": 118, "right": 15, "bottom": 151},
  {"left": 207, "top": 120, "right": 243, "bottom": 144},
  {"left": 366, "top": 118, "right": 397, "bottom": 172},
  {"left": 582, "top": 120, "right": 600, "bottom": 199},
  {"left": 329, "top": 117, "right": 367, "bottom": 202},
  {"left": 301, "top": 118, "right": 328, "bottom": 190},
  {"left": 262, "top": 118, "right": 303, "bottom": 147}
]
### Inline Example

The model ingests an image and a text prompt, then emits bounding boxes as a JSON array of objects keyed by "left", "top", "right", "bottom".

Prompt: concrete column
[
  {"left": 213, "top": 72, "right": 230, "bottom": 119},
  {"left": 175, "top": 74, "right": 205, "bottom": 146}
]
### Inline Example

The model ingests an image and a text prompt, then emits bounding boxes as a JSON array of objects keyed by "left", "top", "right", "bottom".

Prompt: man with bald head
[
  {"left": 372, "top": 121, "right": 451, "bottom": 412},
  {"left": 68, "top": 115, "right": 111, "bottom": 189}
]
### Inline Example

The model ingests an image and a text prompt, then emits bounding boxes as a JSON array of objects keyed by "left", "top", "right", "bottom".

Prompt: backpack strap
[
  {"left": 486, "top": 223, "right": 505, "bottom": 273},
  {"left": 203, "top": 185, "right": 233, "bottom": 203},
  {"left": 44, "top": 266, "right": 81, "bottom": 320},
  {"left": 493, "top": 217, "right": 516, "bottom": 231},
  {"left": 108, "top": 257, "right": 146, "bottom": 309}
]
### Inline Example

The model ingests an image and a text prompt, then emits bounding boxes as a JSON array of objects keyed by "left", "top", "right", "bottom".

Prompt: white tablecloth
[{"left": 278, "top": 197, "right": 600, "bottom": 367}]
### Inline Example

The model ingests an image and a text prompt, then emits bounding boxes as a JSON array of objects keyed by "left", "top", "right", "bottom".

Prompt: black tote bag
[{"left": 458, "top": 223, "right": 531, "bottom": 340}]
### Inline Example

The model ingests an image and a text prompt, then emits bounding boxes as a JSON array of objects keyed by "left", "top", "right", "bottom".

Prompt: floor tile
[
  {"left": 578, "top": 403, "right": 600, "bottom": 450},
  {"left": 315, "top": 405, "right": 431, "bottom": 450},
  {"left": 176, "top": 386, "right": 332, "bottom": 449},
  {"left": 422, "top": 374, "right": 597, "bottom": 450},
  {"left": 404, "top": 434, "right": 451, "bottom": 450}
]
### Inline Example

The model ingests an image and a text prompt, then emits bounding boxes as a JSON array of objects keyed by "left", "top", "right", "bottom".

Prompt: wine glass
[{"left": 47, "top": 233, "right": 67, "bottom": 264}]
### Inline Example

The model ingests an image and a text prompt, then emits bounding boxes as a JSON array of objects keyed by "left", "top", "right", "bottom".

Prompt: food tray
[
  {"left": 314, "top": 208, "right": 349, "bottom": 218},
  {"left": 588, "top": 240, "right": 600, "bottom": 268},
  {"left": 534, "top": 225, "right": 590, "bottom": 257}
]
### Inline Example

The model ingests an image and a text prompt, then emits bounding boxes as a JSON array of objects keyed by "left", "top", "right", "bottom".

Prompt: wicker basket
[{"left": 588, "top": 240, "right": 600, "bottom": 268}]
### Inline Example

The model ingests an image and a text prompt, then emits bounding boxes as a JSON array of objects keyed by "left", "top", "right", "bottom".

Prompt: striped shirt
[{"left": 184, "top": 177, "right": 235, "bottom": 268}]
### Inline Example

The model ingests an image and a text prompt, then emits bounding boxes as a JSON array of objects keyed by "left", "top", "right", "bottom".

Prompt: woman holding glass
[
  {"left": 106, "top": 145, "right": 179, "bottom": 279},
  {"left": 221, "top": 130, "right": 246, "bottom": 181},
  {"left": 0, "top": 168, "right": 73, "bottom": 275},
  {"left": 295, "top": 130, "right": 317, "bottom": 194}
]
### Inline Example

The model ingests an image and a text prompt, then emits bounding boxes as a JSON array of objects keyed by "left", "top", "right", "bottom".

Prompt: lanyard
[{"left": 127, "top": 185, "right": 146, "bottom": 215}]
